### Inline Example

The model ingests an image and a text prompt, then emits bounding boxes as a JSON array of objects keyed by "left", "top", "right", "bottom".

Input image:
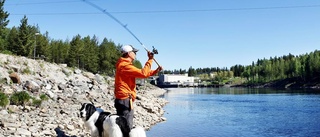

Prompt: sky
[{"left": 3, "top": 0, "right": 320, "bottom": 70}]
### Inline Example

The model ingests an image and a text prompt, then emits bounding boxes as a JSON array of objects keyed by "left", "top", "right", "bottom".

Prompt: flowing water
[{"left": 146, "top": 88, "right": 320, "bottom": 137}]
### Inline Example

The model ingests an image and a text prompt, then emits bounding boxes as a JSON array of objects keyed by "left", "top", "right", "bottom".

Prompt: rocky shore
[{"left": 0, "top": 54, "right": 168, "bottom": 137}]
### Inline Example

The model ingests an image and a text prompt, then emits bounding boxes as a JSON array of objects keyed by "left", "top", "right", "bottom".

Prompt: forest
[
  {"left": 184, "top": 51, "right": 320, "bottom": 87},
  {"left": 1, "top": 0, "right": 319, "bottom": 87}
]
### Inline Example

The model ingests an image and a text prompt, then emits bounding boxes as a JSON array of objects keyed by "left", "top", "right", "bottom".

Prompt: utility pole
[{"left": 34, "top": 33, "right": 40, "bottom": 59}]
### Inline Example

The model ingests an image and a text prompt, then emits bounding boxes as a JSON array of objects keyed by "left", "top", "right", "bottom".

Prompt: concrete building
[{"left": 156, "top": 74, "right": 199, "bottom": 87}]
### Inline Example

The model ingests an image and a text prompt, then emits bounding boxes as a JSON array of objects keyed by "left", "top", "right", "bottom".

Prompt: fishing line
[{"left": 82, "top": 0, "right": 161, "bottom": 66}]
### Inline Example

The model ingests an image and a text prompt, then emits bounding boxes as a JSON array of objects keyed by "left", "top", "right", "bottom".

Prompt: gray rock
[
  {"left": 0, "top": 53, "right": 168, "bottom": 136},
  {"left": 0, "top": 110, "right": 8, "bottom": 115},
  {"left": 74, "top": 69, "right": 82, "bottom": 74},
  {"left": 17, "top": 128, "right": 31, "bottom": 136}
]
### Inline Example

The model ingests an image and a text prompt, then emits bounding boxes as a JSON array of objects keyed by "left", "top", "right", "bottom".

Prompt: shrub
[
  {"left": 10, "top": 91, "right": 31, "bottom": 106},
  {"left": 32, "top": 98, "right": 42, "bottom": 107},
  {"left": 22, "top": 67, "right": 32, "bottom": 75},
  {"left": 0, "top": 92, "right": 9, "bottom": 107},
  {"left": 40, "top": 94, "right": 49, "bottom": 101},
  {"left": 7, "top": 69, "right": 13, "bottom": 74},
  {"left": 1, "top": 50, "right": 13, "bottom": 55},
  {"left": 39, "top": 63, "right": 44, "bottom": 69},
  {"left": 0, "top": 78, "right": 7, "bottom": 84},
  {"left": 31, "top": 94, "right": 49, "bottom": 107}
]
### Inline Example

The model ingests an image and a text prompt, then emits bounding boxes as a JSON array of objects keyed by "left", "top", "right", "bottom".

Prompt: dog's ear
[
  {"left": 80, "top": 102, "right": 85, "bottom": 109},
  {"left": 79, "top": 103, "right": 86, "bottom": 111}
]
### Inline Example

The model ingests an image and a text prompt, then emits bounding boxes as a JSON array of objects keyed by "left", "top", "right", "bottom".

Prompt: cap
[{"left": 121, "top": 45, "right": 139, "bottom": 54}]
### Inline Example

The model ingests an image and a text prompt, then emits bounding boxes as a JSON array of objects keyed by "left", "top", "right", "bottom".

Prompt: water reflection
[{"left": 166, "top": 87, "right": 320, "bottom": 95}]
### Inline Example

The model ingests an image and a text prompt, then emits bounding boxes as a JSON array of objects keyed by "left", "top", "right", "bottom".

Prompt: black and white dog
[{"left": 79, "top": 103, "right": 146, "bottom": 137}]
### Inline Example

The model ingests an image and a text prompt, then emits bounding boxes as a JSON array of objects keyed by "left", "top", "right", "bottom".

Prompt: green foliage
[
  {"left": 0, "top": 77, "right": 6, "bottom": 84},
  {"left": 133, "top": 60, "right": 142, "bottom": 69},
  {"left": 47, "top": 39, "right": 70, "bottom": 64},
  {"left": 22, "top": 67, "right": 32, "bottom": 74},
  {"left": 1, "top": 50, "right": 12, "bottom": 55},
  {"left": 0, "top": 0, "right": 9, "bottom": 30},
  {"left": 10, "top": 91, "right": 31, "bottom": 106},
  {"left": 81, "top": 36, "right": 99, "bottom": 73},
  {"left": 39, "top": 94, "right": 48, "bottom": 101},
  {"left": 32, "top": 98, "right": 42, "bottom": 107},
  {"left": 228, "top": 50, "right": 320, "bottom": 84},
  {"left": 188, "top": 66, "right": 197, "bottom": 76},
  {"left": 7, "top": 69, "right": 13, "bottom": 74},
  {"left": 98, "top": 38, "right": 121, "bottom": 76},
  {"left": 0, "top": 92, "right": 9, "bottom": 107},
  {"left": 30, "top": 94, "right": 48, "bottom": 107},
  {"left": 67, "top": 35, "right": 83, "bottom": 67},
  {"left": 39, "top": 63, "right": 44, "bottom": 69},
  {"left": 7, "top": 109, "right": 14, "bottom": 114},
  {"left": 0, "top": 0, "right": 10, "bottom": 51}
]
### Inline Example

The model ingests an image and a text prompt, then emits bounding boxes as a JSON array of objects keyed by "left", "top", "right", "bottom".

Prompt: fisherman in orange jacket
[{"left": 114, "top": 45, "right": 162, "bottom": 129}]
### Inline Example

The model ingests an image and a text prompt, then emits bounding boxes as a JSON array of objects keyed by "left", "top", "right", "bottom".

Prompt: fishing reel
[{"left": 152, "top": 46, "right": 159, "bottom": 54}]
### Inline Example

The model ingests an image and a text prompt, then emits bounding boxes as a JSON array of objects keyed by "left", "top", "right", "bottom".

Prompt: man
[{"left": 114, "top": 44, "right": 162, "bottom": 129}]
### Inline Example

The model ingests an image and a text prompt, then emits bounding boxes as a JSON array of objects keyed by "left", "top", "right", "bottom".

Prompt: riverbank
[
  {"left": 0, "top": 54, "right": 168, "bottom": 136},
  {"left": 232, "top": 77, "right": 320, "bottom": 89}
]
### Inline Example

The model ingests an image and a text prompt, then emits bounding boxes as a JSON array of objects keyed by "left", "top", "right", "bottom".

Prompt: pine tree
[
  {"left": 67, "top": 35, "right": 83, "bottom": 68},
  {"left": 17, "top": 16, "right": 34, "bottom": 56},
  {"left": 81, "top": 36, "right": 99, "bottom": 73},
  {"left": 7, "top": 27, "right": 19, "bottom": 54},
  {"left": 0, "top": 0, "right": 10, "bottom": 51},
  {"left": 98, "top": 38, "right": 121, "bottom": 75}
]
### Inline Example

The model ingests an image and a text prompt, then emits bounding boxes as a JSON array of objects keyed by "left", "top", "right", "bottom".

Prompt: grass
[
  {"left": 0, "top": 87, "right": 51, "bottom": 109},
  {"left": 0, "top": 92, "right": 9, "bottom": 107},
  {"left": 22, "top": 67, "right": 32, "bottom": 75},
  {"left": 10, "top": 91, "right": 31, "bottom": 106}
]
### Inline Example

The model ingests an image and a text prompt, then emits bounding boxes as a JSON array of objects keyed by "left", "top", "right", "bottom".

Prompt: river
[{"left": 146, "top": 87, "right": 320, "bottom": 137}]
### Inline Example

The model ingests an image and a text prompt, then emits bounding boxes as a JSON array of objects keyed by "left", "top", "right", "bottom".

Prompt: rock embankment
[{"left": 0, "top": 54, "right": 168, "bottom": 137}]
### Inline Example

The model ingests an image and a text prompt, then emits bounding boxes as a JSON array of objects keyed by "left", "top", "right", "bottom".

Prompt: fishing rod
[{"left": 82, "top": 0, "right": 161, "bottom": 67}]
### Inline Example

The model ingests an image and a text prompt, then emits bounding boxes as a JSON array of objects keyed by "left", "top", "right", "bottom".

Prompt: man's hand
[
  {"left": 156, "top": 66, "right": 163, "bottom": 72},
  {"left": 148, "top": 51, "right": 154, "bottom": 60}
]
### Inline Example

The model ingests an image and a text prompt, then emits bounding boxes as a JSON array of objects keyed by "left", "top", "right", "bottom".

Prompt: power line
[
  {"left": 111, "top": 4, "right": 320, "bottom": 13},
  {"left": 8, "top": 4, "right": 320, "bottom": 16},
  {"left": 5, "top": 0, "right": 82, "bottom": 6}
]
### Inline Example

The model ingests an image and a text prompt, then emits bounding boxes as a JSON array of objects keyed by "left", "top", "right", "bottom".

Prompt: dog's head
[{"left": 79, "top": 103, "right": 97, "bottom": 121}]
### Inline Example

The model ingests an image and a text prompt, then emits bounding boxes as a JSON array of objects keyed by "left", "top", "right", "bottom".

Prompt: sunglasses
[{"left": 132, "top": 51, "right": 137, "bottom": 54}]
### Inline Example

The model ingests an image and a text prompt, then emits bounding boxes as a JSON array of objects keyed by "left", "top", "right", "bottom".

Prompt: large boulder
[{"left": 9, "top": 72, "right": 21, "bottom": 84}]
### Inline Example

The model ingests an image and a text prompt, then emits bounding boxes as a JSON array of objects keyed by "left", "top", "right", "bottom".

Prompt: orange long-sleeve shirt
[{"left": 114, "top": 57, "right": 158, "bottom": 101}]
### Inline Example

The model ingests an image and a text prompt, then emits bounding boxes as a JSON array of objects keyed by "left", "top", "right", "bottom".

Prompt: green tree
[
  {"left": 48, "top": 39, "right": 69, "bottom": 63},
  {"left": 67, "top": 35, "right": 83, "bottom": 68},
  {"left": 188, "top": 66, "right": 196, "bottom": 76},
  {"left": 7, "top": 27, "right": 19, "bottom": 54},
  {"left": 0, "top": 0, "right": 9, "bottom": 51},
  {"left": 81, "top": 35, "right": 99, "bottom": 73},
  {"left": 98, "top": 38, "right": 121, "bottom": 75},
  {"left": 34, "top": 31, "right": 50, "bottom": 59},
  {"left": 313, "top": 50, "right": 320, "bottom": 76},
  {"left": 242, "top": 66, "right": 251, "bottom": 81},
  {"left": 17, "top": 16, "right": 35, "bottom": 56},
  {"left": 133, "top": 60, "right": 142, "bottom": 69}
]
